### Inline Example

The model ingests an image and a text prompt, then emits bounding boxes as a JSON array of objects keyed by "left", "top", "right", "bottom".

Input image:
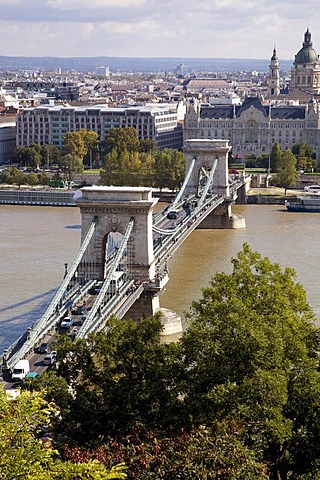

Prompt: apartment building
[{"left": 16, "top": 103, "right": 184, "bottom": 150}]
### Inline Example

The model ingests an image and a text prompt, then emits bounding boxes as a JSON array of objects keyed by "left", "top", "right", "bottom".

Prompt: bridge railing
[{"left": 153, "top": 194, "right": 225, "bottom": 269}]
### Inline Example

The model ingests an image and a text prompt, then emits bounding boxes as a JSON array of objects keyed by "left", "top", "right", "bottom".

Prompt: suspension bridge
[{"left": 1, "top": 139, "right": 249, "bottom": 375}]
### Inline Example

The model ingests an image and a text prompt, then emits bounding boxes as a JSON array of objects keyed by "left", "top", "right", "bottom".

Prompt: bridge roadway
[{"left": 1, "top": 177, "right": 245, "bottom": 389}]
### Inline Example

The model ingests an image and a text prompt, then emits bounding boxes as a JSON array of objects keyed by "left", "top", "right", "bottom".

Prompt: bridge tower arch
[
  {"left": 184, "top": 139, "right": 245, "bottom": 229},
  {"left": 76, "top": 186, "right": 158, "bottom": 284},
  {"left": 184, "top": 139, "right": 231, "bottom": 197}
]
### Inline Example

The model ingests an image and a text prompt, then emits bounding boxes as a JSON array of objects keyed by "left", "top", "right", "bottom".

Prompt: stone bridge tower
[
  {"left": 184, "top": 139, "right": 244, "bottom": 228},
  {"left": 75, "top": 186, "right": 158, "bottom": 283},
  {"left": 75, "top": 186, "right": 180, "bottom": 324}
]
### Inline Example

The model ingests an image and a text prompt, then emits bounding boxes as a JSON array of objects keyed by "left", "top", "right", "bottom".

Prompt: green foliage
[
  {"left": 154, "top": 148, "right": 185, "bottom": 191},
  {"left": 0, "top": 389, "right": 125, "bottom": 479},
  {"left": 59, "top": 153, "right": 83, "bottom": 184},
  {"left": 179, "top": 244, "right": 319, "bottom": 479},
  {"left": 27, "top": 171, "right": 39, "bottom": 188},
  {"left": 292, "top": 143, "right": 317, "bottom": 171},
  {"left": 270, "top": 142, "right": 282, "bottom": 172},
  {"left": 63, "top": 131, "right": 88, "bottom": 159},
  {"left": 139, "top": 138, "right": 158, "bottom": 154},
  {"left": 100, "top": 146, "right": 184, "bottom": 189},
  {"left": 29, "top": 245, "right": 320, "bottom": 479},
  {"left": 41, "top": 144, "right": 61, "bottom": 168},
  {"left": 272, "top": 149, "right": 299, "bottom": 192},
  {"left": 49, "top": 316, "right": 181, "bottom": 445},
  {"left": 103, "top": 127, "right": 140, "bottom": 154},
  {"left": 37, "top": 170, "right": 50, "bottom": 186},
  {"left": 64, "top": 423, "right": 267, "bottom": 479}
]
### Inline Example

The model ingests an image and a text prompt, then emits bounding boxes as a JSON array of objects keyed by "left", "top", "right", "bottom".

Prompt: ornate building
[
  {"left": 184, "top": 96, "right": 320, "bottom": 162},
  {"left": 184, "top": 29, "right": 320, "bottom": 163}
]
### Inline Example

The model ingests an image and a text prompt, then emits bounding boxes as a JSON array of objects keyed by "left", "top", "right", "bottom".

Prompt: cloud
[
  {"left": 0, "top": 0, "right": 319, "bottom": 59},
  {"left": 46, "top": 0, "right": 147, "bottom": 9}
]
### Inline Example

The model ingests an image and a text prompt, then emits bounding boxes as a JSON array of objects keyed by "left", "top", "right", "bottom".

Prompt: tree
[
  {"left": 103, "top": 127, "right": 140, "bottom": 154},
  {"left": 11, "top": 168, "right": 26, "bottom": 188},
  {"left": 292, "top": 143, "right": 317, "bottom": 172},
  {"left": 59, "top": 153, "right": 83, "bottom": 186},
  {"left": 100, "top": 148, "right": 119, "bottom": 185},
  {"left": 80, "top": 129, "right": 99, "bottom": 169},
  {"left": 63, "top": 131, "right": 88, "bottom": 160},
  {"left": 100, "top": 148, "right": 152, "bottom": 186},
  {"left": 12, "top": 146, "right": 31, "bottom": 167},
  {"left": 27, "top": 171, "right": 39, "bottom": 189},
  {"left": 269, "top": 142, "right": 282, "bottom": 173},
  {"left": 139, "top": 138, "right": 158, "bottom": 155},
  {"left": 41, "top": 144, "right": 61, "bottom": 168},
  {"left": 37, "top": 170, "right": 50, "bottom": 186},
  {"left": 43, "top": 316, "right": 180, "bottom": 445},
  {"left": 154, "top": 149, "right": 185, "bottom": 191},
  {"left": 0, "top": 388, "right": 127, "bottom": 479},
  {"left": 64, "top": 423, "right": 267, "bottom": 480},
  {"left": 272, "top": 149, "right": 299, "bottom": 193},
  {"left": 179, "top": 244, "right": 320, "bottom": 480}
]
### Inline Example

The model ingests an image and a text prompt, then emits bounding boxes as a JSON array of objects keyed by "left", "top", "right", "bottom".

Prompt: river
[{"left": 1, "top": 203, "right": 320, "bottom": 353}]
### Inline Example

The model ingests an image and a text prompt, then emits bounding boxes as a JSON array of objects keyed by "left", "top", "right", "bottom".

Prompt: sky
[{"left": 0, "top": 0, "right": 319, "bottom": 59}]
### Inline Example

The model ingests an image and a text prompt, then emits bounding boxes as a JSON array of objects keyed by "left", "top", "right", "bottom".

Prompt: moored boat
[{"left": 285, "top": 195, "right": 320, "bottom": 212}]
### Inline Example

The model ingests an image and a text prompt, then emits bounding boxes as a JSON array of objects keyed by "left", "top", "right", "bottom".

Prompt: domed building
[
  {"left": 267, "top": 28, "right": 320, "bottom": 102},
  {"left": 184, "top": 28, "right": 320, "bottom": 164},
  {"left": 290, "top": 28, "right": 320, "bottom": 99}
]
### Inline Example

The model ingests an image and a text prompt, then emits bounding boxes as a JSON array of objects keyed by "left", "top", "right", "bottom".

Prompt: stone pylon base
[{"left": 155, "top": 308, "right": 183, "bottom": 336}]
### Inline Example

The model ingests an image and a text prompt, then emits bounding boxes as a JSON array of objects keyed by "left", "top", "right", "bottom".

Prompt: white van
[
  {"left": 12, "top": 359, "right": 30, "bottom": 381},
  {"left": 304, "top": 185, "right": 320, "bottom": 193}
]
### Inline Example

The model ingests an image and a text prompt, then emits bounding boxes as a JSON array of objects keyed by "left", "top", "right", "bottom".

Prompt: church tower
[{"left": 267, "top": 47, "right": 280, "bottom": 98}]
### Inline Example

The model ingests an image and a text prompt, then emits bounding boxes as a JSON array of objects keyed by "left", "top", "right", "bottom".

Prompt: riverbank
[
  {"left": 245, "top": 187, "right": 299, "bottom": 205},
  {"left": 0, "top": 185, "right": 302, "bottom": 207}
]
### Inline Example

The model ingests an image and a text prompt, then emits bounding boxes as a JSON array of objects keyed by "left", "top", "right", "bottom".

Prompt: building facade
[
  {"left": 184, "top": 96, "right": 320, "bottom": 161},
  {"left": 0, "top": 120, "right": 16, "bottom": 164},
  {"left": 16, "top": 103, "right": 184, "bottom": 150}
]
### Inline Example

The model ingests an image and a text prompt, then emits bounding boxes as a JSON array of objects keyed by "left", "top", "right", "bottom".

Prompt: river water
[{"left": 1, "top": 203, "right": 320, "bottom": 353}]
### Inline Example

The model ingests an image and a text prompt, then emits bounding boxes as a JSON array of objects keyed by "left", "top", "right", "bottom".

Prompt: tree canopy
[
  {"left": 24, "top": 245, "right": 320, "bottom": 479},
  {"left": 271, "top": 149, "right": 299, "bottom": 192},
  {"left": 0, "top": 388, "right": 126, "bottom": 479},
  {"left": 103, "top": 127, "right": 140, "bottom": 154},
  {"left": 292, "top": 143, "right": 317, "bottom": 172},
  {"left": 59, "top": 153, "right": 83, "bottom": 185}
]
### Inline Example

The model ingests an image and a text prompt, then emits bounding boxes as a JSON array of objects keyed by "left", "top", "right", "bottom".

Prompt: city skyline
[{"left": 0, "top": 0, "right": 318, "bottom": 60}]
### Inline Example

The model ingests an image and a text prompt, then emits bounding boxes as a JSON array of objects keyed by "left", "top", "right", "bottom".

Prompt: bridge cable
[
  {"left": 197, "top": 157, "right": 218, "bottom": 207},
  {"left": 6, "top": 216, "right": 98, "bottom": 369},
  {"left": 78, "top": 217, "right": 135, "bottom": 338},
  {"left": 169, "top": 157, "right": 196, "bottom": 210}
]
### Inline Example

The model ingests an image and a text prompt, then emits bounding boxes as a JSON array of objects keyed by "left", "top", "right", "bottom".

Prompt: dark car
[
  {"left": 38, "top": 342, "right": 49, "bottom": 354},
  {"left": 166, "top": 210, "right": 179, "bottom": 219}
]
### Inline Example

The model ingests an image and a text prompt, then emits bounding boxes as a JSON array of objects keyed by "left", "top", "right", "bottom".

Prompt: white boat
[{"left": 285, "top": 195, "right": 320, "bottom": 212}]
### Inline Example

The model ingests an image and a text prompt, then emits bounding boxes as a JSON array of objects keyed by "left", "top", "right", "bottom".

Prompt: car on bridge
[
  {"left": 60, "top": 317, "right": 73, "bottom": 329},
  {"left": 25, "top": 372, "right": 39, "bottom": 380},
  {"left": 38, "top": 342, "right": 49, "bottom": 354},
  {"left": 43, "top": 352, "right": 57, "bottom": 366},
  {"left": 166, "top": 210, "right": 179, "bottom": 219}
]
